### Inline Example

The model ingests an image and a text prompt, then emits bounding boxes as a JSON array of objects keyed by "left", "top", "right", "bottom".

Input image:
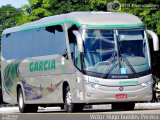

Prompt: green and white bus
[{"left": 1, "top": 12, "right": 159, "bottom": 113}]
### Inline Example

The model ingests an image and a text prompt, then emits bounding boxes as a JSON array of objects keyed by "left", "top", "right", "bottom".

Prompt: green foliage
[
  {"left": 20, "top": 0, "right": 53, "bottom": 22},
  {"left": 118, "top": 0, "right": 160, "bottom": 37},
  {"left": 88, "top": 0, "right": 109, "bottom": 10},
  {"left": 0, "top": 5, "right": 23, "bottom": 49},
  {"left": 0, "top": 5, "right": 23, "bottom": 30}
]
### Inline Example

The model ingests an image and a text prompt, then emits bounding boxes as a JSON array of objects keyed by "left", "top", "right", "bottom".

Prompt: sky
[{"left": 0, "top": 0, "right": 29, "bottom": 8}]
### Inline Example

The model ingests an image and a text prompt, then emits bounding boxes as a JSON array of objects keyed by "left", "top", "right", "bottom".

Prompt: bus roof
[{"left": 2, "top": 12, "right": 144, "bottom": 34}]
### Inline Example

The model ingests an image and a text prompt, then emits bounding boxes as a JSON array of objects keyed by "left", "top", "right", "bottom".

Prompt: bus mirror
[
  {"left": 146, "top": 30, "right": 159, "bottom": 51},
  {"left": 73, "top": 31, "right": 83, "bottom": 52}
]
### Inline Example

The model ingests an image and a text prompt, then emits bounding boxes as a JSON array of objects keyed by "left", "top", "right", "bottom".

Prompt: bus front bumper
[{"left": 84, "top": 85, "right": 153, "bottom": 103}]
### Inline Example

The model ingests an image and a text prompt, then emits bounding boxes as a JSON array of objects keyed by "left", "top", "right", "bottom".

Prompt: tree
[
  {"left": 0, "top": 5, "right": 23, "bottom": 46},
  {"left": 21, "top": 0, "right": 55, "bottom": 22},
  {"left": 21, "top": 0, "right": 91, "bottom": 23},
  {"left": 119, "top": 0, "right": 160, "bottom": 36}
]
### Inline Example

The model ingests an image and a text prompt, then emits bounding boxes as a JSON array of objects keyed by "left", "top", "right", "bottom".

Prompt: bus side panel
[
  {"left": 1, "top": 55, "right": 76, "bottom": 104},
  {"left": 2, "top": 59, "right": 18, "bottom": 104},
  {"left": 19, "top": 55, "right": 68, "bottom": 104}
]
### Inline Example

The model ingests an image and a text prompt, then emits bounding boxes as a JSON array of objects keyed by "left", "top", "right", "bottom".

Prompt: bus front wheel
[
  {"left": 64, "top": 86, "right": 84, "bottom": 112},
  {"left": 18, "top": 88, "right": 38, "bottom": 113}
]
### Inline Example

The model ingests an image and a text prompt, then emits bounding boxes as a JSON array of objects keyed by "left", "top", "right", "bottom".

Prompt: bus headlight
[{"left": 140, "top": 81, "right": 153, "bottom": 87}]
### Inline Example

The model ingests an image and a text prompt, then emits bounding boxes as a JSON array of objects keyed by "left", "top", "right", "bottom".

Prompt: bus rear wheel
[
  {"left": 64, "top": 86, "right": 84, "bottom": 112},
  {"left": 18, "top": 88, "right": 38, "bottom": 113},
  {"left": 112, "top": 102, "right": 135, "bottom": 111}
]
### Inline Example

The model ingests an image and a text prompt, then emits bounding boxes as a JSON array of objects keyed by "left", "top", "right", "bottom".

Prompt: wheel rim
[
  {"left": 66, "top": 91, "right": 72, "bottom": 106},
  {"left": 19, "top": 93, "right": 23, "bottom": 109}
]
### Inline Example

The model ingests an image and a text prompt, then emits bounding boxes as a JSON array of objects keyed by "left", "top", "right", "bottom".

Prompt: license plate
[{"left": 116, "top": 94, "right": 128, "bottom": 99}]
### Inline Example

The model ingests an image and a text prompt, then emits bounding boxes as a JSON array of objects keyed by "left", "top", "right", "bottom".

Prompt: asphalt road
[{"left": 0, "top": 103, "right": 160, "bottom": 120}]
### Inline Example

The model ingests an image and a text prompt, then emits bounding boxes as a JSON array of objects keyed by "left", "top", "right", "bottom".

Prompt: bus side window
[
  {"left": 54, "top": 25, "right": 68, "bottom": 57},
  {"left": 74, "top": 44, "right": 82, "bottom": 70},
  {"left": 68, "top": 24, "right": 82, "bottom": 70},
  {"left": 45, "top": 25, "right": 68, "bottom": 59}
]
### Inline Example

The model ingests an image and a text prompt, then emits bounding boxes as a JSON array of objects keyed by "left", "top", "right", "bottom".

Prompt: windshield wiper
[
  {"left": 116, "top": 41, "right": 136, "bottom": 74},
  {"left": 121, "top": 55, "right": 136, "bottom": 74},
  {"left": 103, "top": 51, "right": 118, "bottom": 77}
]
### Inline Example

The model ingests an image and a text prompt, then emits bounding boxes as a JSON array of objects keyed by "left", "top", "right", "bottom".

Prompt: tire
[
  {"left": 18, "top": 88, "right": 38, "bottom": 113},
  {"left": 112, "top": 102, "right": 135, "bottom": 111},
  {"left": 64, "top": 86, "right": 84, "bottom": 112}
]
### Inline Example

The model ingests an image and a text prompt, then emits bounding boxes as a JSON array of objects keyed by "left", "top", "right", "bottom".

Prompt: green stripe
[
  {"left": 22, "top": 20, "right": 82, "bottom": 31},
  {"left": 22, "top": 19, "right": 144, "bottom": 31},
  {"left": 86, "top": 23, "right": 144, "bottom": 28}
]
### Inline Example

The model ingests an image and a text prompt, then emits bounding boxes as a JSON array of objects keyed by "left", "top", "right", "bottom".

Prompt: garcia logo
[
  {"left": 119, "top": 80, "right": 138, "bottom": 85},
  {"left": 29, "top": 59, "right": 56, "bottom": 72}
]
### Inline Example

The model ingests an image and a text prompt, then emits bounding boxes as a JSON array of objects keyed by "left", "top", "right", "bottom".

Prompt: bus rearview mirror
[
  {"left": 73, "top": 31, "right": 84, "bottom": 52},
  {"left": 146, "top": 30, "right": 159, "bottom": 51}
]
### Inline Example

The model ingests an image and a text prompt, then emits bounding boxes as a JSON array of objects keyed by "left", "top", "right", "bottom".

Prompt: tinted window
[
  {"left": 68, "top": 24, "right": 82, "bottom": 70},
  {"left": 12, "top": 32, "right": 21, "bottom": 58},
  {"left": 31, "top": 28, "right": 55, "bottom": 56},
  {"left": 21, "top": 30, "right": 33, "bottom": 58},
  {"left": 54, "top": 25, "right": 67, "bottom": 55},
  {"left": 2, "top": 32, "right": 21, "bottom": 59},
  {"left": 2, "top": 24, "right": 67, "bottom": 59}
]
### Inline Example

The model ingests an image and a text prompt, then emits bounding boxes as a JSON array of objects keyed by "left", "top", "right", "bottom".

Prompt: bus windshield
[{"left": 82, "top": 29, "right": 150, "bottom": 77}]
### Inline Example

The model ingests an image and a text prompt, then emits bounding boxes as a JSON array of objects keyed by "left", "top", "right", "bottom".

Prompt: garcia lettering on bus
[{"left": 29, "top": 59, "right": 56, "bottom": 72}]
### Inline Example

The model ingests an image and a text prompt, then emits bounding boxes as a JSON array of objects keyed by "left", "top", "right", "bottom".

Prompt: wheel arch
[{"left": 62, "top": 81, "right": 69, "bottom": 103}]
